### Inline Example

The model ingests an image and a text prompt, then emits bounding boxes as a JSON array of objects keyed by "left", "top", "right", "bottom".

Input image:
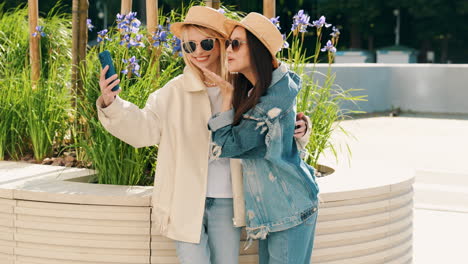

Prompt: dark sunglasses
[
  {"left": 182, "top": 39, "right": 215, "bottom": 53},
  {"left": 225, "top": 39, "right": 247, "bottom": 52}
]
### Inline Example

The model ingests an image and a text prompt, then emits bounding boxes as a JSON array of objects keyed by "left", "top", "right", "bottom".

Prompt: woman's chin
[{"left": 227, "top": 64, "right": 240, "bottom": 73}]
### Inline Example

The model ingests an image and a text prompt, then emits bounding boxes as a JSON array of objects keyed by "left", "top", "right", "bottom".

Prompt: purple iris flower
[
  {"left": 282, "top": 34, "right": 289, "bottom": 49},
  {"left": 117, "top": 12, "right": 141, "bottom": 34},
  {"left": 86, "top": 18, "right": 94, "bottom": 31},
  {"left": 119, "top": 34, "right": 131, "bottom": 46},
  {"left": 270, "top": 16, "right": 281, "bottom": 30},
  {"left": 97, "top": 29, "right": 109, "bottom": 43},
  {"left": 128, "top": 34, "right": 145, "bottom": 48},
  {"left": 116, "top": 12, "right": 145, "bottom": 48},
  {"left": 118, "top": 21, "right": 129, "bottom": 31},
  {"left": 321, "top": 40, "right": 337, "bottom": 53},
  {"left": 217, "top": 8, "right": 226, "bottom": 14},
  {"left": 122, "top": 56, "right": 141, "bottom": 77},
  {"left": 152, "top": 30, "right": 169, "bottom": 47},
  {"left": 330, "top": 26, "right": 340, "bottom": 37},
  {"left": 130, "top": 19, "right": 141, "bottom": 33},
  {"left": 171, "top": 36, "right": 182, "bottom": 57},
  {"left": 312, "top": 16, "right": 332, "bottom": 28},
  {"left": 291, "top": 10, "right": 312, "bottom": 33},
  {"left": 159, "top": 31, "right": 168, "bottom": 42},
  {"left": 116, "top": 13, "right": 125, "bottom": 23},
  {"left": 32, "top": 26, "right": 46, "bottom": 37},
  {"left": 126, "top": 12, "right": 138, "bottom": 20},
  {"left": 86, "top": 19, "right": 94, "bottom": 31}
]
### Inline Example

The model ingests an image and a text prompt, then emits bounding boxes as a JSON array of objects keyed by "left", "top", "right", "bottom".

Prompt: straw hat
[
  {"left": 171, "top": 6, "right": 230, "bottom": 39},
  {"left": 225, "top": 12, "right": 283, "bottom": 58}
]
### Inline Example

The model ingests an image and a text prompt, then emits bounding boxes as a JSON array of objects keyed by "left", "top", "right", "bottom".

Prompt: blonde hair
[{"left": 180, "top": 24, "right": 229, "bottom": 83}]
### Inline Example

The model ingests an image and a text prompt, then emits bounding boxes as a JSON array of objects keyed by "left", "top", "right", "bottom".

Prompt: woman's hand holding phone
[{"left": 99, "top": 65, "right": 121, "bottom": 108}]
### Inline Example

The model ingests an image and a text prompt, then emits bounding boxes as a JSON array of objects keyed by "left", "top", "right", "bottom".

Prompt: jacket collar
[
  {"left": 249, "top": 61, "right": 299, "bottom": 118},
  {"left": 269, "top": 62, "right": 288, "bottom": 88},
  {"left": 183, "top": 66, "right": 207, "bottom": 92}
]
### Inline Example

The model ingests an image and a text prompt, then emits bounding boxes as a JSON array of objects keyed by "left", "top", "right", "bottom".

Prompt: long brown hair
[{"left": 232, "top": 30, "right": 274, "bottom": 125}]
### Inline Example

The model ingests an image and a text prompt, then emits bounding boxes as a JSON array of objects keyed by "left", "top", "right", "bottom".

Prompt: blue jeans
[
  {"left": 259, "top": 211, "right": 318, "bottom": 264},
  {"left": 175, "top": 198, "right": 241, "bottom": 264}
]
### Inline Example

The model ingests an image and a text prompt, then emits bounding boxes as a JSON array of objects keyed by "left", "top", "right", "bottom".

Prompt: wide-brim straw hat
[
  {"left": 225, "top": 12, "right": 283, "bottom": 59},
  {"left": 171, "top": 6, "right": 229, "bottom": 39}
]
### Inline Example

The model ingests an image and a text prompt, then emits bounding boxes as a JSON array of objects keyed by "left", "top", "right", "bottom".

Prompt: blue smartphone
[{"left": 98, "top": 50, "right": 120, "bottom": 92}]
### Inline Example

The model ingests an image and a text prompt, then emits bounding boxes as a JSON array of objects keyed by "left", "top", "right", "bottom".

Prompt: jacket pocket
[{"left": 303, "top": 208, "right": 318, "bottom": 226}]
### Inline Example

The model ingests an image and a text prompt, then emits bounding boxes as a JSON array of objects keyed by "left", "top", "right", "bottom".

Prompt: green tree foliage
[
  {"left": 317, "top": 0, "right": 386, "bottom": 49},
  {"left": 402, "top": 0, "right": 468, "bottom": 62},
  {"left": 4, "top": 0, "right": 468, "bottom": 62},
  {"left": 317, "top": 0, "right": 468, "bottom": 62}
]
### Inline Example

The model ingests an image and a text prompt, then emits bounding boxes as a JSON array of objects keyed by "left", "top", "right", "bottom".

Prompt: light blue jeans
[
  {"left": 175, "top": 198, "right": 241, "bottom": 264},
  {"left": 259, "top": 211, "right": 318, "bottom": 264}
]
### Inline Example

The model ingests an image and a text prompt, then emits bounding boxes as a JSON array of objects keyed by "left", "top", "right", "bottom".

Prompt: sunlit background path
[{"left": 322, "top": 114, "right": 468, "bottom": 264}]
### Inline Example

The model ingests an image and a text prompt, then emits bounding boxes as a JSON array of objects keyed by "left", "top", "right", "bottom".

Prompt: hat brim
[
  {"left": 171, "top": 21, "right": 229, "bottom": 39},
  {"left": 224, "top": 20, "right": 278, "bottom": 59}
]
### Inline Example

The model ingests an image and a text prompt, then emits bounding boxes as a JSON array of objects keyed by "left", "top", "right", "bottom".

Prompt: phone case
[{"left": 98, "top": 50, "right": 120, "bottom": 92}]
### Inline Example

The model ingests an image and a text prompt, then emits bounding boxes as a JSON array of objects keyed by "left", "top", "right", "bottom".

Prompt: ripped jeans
[
  {"left": 175, "top": 198, "right": 241, "bottom": 264},
  {"left": 258, "top": 211, "right": 318, "bottom": 264}
]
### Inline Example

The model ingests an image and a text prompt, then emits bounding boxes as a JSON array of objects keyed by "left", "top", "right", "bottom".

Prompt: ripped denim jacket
[{"left": 207, "top": 64, "right": 319, "bottom": 243}]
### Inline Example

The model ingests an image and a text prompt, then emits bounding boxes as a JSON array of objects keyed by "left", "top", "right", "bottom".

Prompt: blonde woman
[{"left": 97, "top": 6, "right": 310, "bottom": 264}]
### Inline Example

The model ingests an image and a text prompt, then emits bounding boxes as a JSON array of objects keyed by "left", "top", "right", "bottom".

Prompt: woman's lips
[{"left": 195, "top": 56, "right": 209, "bottom": 62}]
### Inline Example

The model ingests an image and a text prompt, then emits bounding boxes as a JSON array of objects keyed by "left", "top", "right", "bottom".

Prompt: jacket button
[{"left": 313, "top": 207, "right": 317, "bottom": 212}]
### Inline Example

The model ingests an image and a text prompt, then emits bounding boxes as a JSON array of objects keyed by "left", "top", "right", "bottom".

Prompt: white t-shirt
[{"left": 206, "top": 86, "right": 233, "bottom": 198}]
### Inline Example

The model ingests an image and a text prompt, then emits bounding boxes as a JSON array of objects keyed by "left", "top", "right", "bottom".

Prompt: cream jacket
[
  {"left": 96, "top": 66, "right": 310, "bottom": 243},
  {"left": 97, "top": 66, "right": 244, "bottom": 243}
]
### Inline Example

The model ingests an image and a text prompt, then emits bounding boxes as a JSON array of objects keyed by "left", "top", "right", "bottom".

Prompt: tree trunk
[
  {"left": 28, "top": 0, "right": 40, "bottom": 89},
  {"left": 71, "top": 0, "right": 89, "bottom": 107},
  {"left": 71, "top": 0, "right": 80, "bottom": 106},
  {"left": 121, "top": 0, "right": 133, "bottom": 15},
  {"left": 77, "top": 0, "right": 88, "bottom": 99},
  {"left": 147, "top": 0, "right": 159, "bottom": 74},
  {"left": 367, "top": 35, "right": 374, "bottom": 51},
  {"left": 205, "top": 0, "right": 220, "bottom": 9},
  {"left": 263, "top": 0, "right": 275, "bottom": 19},
  {"left": 146, "top": 0, "right": 158, "bottom": 34},
  {"left": 418, "top": 39, "right": 431, "bottom": 63},
  {"left": 440, "top": 36, "right": 449, "bottom": 63},
  {"left": 350, "top": 22, "right": 361, "bottom": 49}
]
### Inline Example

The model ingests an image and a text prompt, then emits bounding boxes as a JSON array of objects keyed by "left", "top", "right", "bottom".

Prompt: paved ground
[{"left": 322, "top": 113, "right": 468, "bottom": 263}]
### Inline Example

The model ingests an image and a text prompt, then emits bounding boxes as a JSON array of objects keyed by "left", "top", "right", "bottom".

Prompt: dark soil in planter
[
  {"left": 3, "top": 149, "right": 92, "bottom": 169},
  {"left": 315, "top": 164, "right": 335, "bottom": 178}
]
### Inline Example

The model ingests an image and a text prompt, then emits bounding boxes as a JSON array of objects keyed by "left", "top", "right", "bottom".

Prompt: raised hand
[
  {"left": 200, "top": 68, "right": 234, "bottom": 111},
  {"left": 99, "top": 65, "right": 121, "bottom": 108}
]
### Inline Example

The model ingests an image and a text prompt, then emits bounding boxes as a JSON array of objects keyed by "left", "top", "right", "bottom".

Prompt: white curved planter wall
[{"left": 0, "top": 161, "right": 414, "bottom": 263}]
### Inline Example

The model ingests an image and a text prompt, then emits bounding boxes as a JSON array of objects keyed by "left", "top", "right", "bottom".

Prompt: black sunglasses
[
  {"left": 225, "top": 39, "right": 247, "bottom": 52},
  {"left": 182, "top": 39, "right": 215, "bottom": 53}
]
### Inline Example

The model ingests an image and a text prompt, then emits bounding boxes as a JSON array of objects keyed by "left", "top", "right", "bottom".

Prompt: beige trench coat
[{"left": 97, "top": 66, "right": 245, "bottom": 243}]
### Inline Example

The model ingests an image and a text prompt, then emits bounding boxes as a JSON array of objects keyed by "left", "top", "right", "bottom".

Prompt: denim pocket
[{"left": 304, "top": 209, "right": 318, "bottom": 226}]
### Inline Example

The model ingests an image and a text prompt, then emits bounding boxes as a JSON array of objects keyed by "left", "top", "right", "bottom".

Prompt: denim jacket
[{"left": 207, "top": 63, "right": 319, "bottom": 242}]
